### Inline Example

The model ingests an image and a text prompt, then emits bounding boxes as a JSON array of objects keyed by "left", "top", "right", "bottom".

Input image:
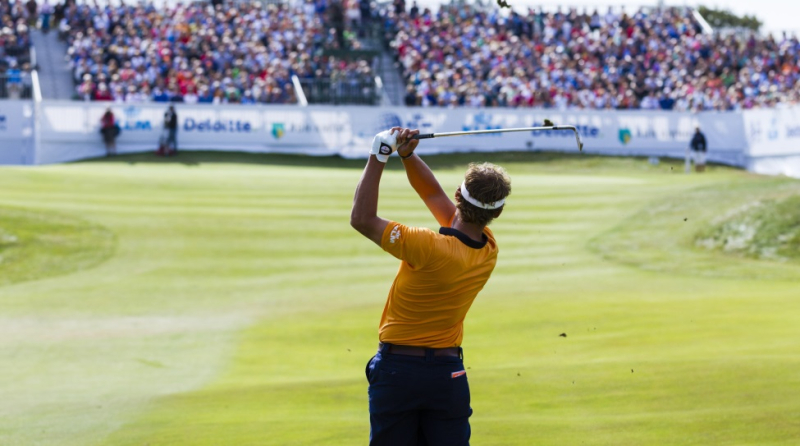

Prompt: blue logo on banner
[
  {"left": 749, "top": 122, "right": 762, "bottom": 142},
  {"left": 272, "top": 123, "right": 285, "bottom": 139},
  {"left": 184, "top": 118, "right": 252, "bottom": 132},
  {"left": 530, "top": 121, "right": 602, "bottom": 139},
  {"left": 0, "top": 114, "right": 6, "bottom": 130},
  {"left": 619, "top": 128, "right": 632, "bottom": 145},
  {"left": 121, "top": 107, "right": 152, "bottom": 131},
  {"left": 361, "top": 113, "right": 434, "bottom": 139},
  {"left": 768, "top": 117, "right": 780, "bottom": 140},
  {"left": 373, "top": 113, "right": 433, "bottom": 134},
  {"left": 377, "top": 113, "right": 403, "bottom": 133},
  {"left": 463, "top": 112, "right": 501, "bottom": 135},
  {"left": 786, "top": 126, "right": 800, "bottom": 138}
]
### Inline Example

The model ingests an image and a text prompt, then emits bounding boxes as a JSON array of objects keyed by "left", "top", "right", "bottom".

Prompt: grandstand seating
[
  {"left": 61, "top": 1, "right": 375, "bottom": 104},
  {"left": 10, "top": 0, "right": 798, "bottom": 110},
  {"left": 1, "top": 0, "right": 32, "bottom": 98},
  {"left": 385, "top": 5, "right": 800, "bottom": 110}
]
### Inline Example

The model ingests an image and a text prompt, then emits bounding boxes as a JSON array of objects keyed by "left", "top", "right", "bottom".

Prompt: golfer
[{"left": 351, "top": 127, "right": 511, "bottom": 445}]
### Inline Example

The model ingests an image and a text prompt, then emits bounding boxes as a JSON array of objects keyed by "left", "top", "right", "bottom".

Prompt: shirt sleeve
[{"left": 381, "top": 221, "right": 436, "bottom": 267}]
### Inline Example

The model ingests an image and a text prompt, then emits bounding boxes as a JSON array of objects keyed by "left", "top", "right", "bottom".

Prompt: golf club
[{"left": 411, "top": 121, "right": 584, "bottom": 151}]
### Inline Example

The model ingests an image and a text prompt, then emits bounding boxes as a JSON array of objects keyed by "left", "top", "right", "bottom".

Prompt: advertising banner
[
  {"left": 33, "top": 101, "right": 750, "bottom": 167},
  {"left": 0, "top": 100, "right": 34, "bottom": 165},
  {"left": 742, "top": 107, "right": 800, "bottom": 157},
  {"left": 335, "top": 108, "right": 746, "bottom": 165},
  {"left": 37, "top": 102, "right": 337, "bottom": 164}
]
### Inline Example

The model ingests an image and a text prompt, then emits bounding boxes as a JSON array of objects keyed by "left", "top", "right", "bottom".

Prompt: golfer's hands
[
  {"left": 370, "top": 130, "right": 398, "bottom": 163},
  {"left": 391, "top": 127, "right": 420, "bottom": 159}
]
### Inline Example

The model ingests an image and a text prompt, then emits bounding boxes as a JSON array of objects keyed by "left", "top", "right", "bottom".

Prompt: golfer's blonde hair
[{"left": 456, "top": 162, "right": 511, "bottom": 227}]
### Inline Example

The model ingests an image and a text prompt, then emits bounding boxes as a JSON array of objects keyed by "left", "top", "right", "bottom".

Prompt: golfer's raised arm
[
  {"left": 351, "top": 155, "right": 391, "bottom": 246},
  {"left": 394, "top": 128, "right": 456, "bottom": 227}
]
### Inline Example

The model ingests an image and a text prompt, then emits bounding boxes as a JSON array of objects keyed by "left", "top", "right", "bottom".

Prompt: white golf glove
[{"left": 370, "top": 130, "right": 398, "bottom": 163}]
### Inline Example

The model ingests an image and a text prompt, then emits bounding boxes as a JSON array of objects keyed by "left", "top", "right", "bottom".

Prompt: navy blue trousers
[{"left": 366, "top": 344, "right": 472, "bottom": 446}]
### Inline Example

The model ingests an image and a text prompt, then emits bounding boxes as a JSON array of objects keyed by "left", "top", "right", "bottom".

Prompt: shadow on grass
[{"left": 77, "top": 150, "right": 727, "bottom": 174}]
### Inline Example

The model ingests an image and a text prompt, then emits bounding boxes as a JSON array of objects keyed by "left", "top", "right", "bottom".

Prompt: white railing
[
  {"left": 691, "top": 7, "right": 715, "bottom": 34},
  {"left": 31, "top": 70, "right": 43, "bottom": 103},
  {"left": 291, "top": 75, "right": 309, "bottom": 107}
]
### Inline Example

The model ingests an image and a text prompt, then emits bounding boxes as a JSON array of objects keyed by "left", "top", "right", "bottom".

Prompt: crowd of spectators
[
  {"left": 1, "top": 0, "right": 33, "bottom": 98},
  {"left": 6, "top": 0, "right": 800, "bottom": 110},
  {"left": 61, "top": 0, "right": 375, "bottom": 104},
  {"left": 387, "top": 4, "right": 800, "bottom": 110}
]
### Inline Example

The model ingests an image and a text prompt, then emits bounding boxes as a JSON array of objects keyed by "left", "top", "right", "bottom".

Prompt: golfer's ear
[{"left": 493, "top": 208, "right": 503, "bottom": 219}]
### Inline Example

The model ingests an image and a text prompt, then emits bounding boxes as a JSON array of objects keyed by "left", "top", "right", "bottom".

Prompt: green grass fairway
[{"left": 1, "top": 152, "right": 798, "bottom": 445}]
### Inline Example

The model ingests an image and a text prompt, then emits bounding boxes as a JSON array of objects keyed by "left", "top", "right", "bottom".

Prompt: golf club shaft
[
  {"left": 412, "top": 125, "right": 569, "bottom": 139},
  {"left": 411, "top": 125, "right": 584, "bottom": 150}
]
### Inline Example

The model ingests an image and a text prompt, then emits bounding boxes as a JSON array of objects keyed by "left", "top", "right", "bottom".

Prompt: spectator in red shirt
[{"left": 100, "top": 107, "right": 118, "bottom": 156}]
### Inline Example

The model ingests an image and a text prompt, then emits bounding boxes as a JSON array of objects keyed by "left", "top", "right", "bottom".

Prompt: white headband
[{"left": 460, "top": 182, "right": 506, "bottom": 210}]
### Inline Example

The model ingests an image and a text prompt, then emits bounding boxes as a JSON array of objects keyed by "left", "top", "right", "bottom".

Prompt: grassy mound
[
  {"left": 696, "top": 195, "right": 800, "bottom": 261},
  {"left": 589, "top": 177, "right": 800, "bottom": 280},
  {"left": 0, "top": 207, "right": 115, "bottom": 286}
]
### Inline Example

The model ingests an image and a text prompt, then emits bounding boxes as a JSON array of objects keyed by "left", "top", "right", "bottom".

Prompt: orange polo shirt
[{"left": 378, "top": 220, "right": 498, "bottom": 348}]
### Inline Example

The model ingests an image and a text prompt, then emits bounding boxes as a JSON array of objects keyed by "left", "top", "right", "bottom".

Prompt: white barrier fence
[
  {"left": 0, "top": 101, "right": 35, "bottom": 165},
  {"left": 742, "top": 108, "right": 800, "bottom": 177},
  {"left": 2, "top": 99, "right": 800, "bottom": 178}
]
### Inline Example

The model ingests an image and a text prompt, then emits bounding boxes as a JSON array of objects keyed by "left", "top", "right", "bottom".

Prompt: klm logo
[
  {"left": 122, "top": 107, "right": 152, "bottom": 131},
  {"left": 123, "top": 121, "right": 152, "bottom": 131}
]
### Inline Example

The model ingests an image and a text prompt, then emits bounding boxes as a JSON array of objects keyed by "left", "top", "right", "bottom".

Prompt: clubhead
[{"left": 575, "top": 131, "right": 584, "bottom": 151}]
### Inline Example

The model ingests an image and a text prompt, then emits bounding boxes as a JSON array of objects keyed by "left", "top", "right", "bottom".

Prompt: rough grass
[
  {"left": 0, "top": 152, "right": 798, "bottom": 445},
  {"left": 696, "top": 194, "right": 800, "bottom": 261}
]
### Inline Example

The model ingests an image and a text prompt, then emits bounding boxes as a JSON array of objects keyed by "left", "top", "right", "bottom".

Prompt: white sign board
[
  {"left": 742, "top": 107, "right": 800, "bottom": 157},
  {"left": 0, "top": 100, "right": 34, "bottom": 165},
  {"left": 36, "top": 101, "right": 749, "bottom": 166},
  {"left": 338, "top": 108, "right": 747, "bottom": 165}
]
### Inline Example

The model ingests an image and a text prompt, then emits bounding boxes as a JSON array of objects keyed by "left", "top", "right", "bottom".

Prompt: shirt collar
[{"left": 439, "top": 227, "right": 487, "bottom": 249}]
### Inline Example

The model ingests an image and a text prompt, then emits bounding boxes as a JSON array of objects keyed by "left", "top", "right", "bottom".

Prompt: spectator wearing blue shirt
[
  {"left": 5, "top": 61, "right": 23, "bottom": 99},
  {"left": 152, "top": 87, "right": 170, "bottom": 103},
  {"left": 659, "top": 92, "right": 676, "bottom": 111}
]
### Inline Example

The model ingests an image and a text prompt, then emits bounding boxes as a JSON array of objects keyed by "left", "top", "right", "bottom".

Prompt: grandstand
[
  {"left": 1, "top": 0, "right": 800, "bottom": 177},
  {"left": 0, "top": 0, "right": 33, "bottom": 98},
  {"left": 57, "top": 1, "right": 375, "bottom": 104},
  {"left": 5, "top": 0, "right": 797, "bottom": 109},
  {"left": 386, "top": 4, "right": 800, "bottom": 110}
]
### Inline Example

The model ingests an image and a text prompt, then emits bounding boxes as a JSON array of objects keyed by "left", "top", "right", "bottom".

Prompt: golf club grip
[{"left": 411, "top": 133, "right": 435, "bottom": 140}]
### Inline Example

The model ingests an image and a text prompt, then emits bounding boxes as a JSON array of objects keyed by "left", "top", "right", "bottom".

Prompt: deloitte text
[{"left": 184, "top": 118, "right": 252, "bottom": 132}]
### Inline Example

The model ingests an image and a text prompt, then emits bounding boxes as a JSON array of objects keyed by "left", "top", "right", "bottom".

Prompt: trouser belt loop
[
  {"left": 379, "top": 342, "right": 391, "bottom": 354},
  {"left": 458, "top": 347, "right": 464, "bottom": 360},
  {"left": 424, "top": 348, "right": 435, "bottom": 362}
]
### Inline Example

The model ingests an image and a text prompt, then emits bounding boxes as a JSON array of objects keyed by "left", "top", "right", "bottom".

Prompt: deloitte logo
[{"left": 184, "top": 118, "right": 252, "bottom": 132}]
